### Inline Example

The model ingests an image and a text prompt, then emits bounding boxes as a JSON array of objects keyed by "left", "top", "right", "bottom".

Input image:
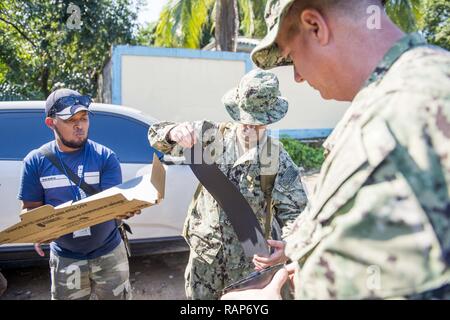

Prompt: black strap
[
  {"left": 186, "top": 122, "right": 270, "bottom": 258},
  {"left": 189, "top": 163, "right": 270, "bottom": 258},
  {"left": 39, "top": 145, "right": 99, "bottom": 197}
]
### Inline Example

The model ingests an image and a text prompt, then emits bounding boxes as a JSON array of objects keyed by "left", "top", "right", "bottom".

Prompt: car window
[
  {"left": 0, "top": 110, "right": 52, "bottom": 160},
  {"left": 0, "top": 109, "right": 161, "bottom": 164},
  {"left": 88, "top": 111, "right": 161, "bottom": 164}
]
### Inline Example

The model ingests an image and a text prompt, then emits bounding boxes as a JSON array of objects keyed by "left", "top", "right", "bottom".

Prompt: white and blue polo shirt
[{"left": 18, "top": 139, "right": 122, "bottom": 260}]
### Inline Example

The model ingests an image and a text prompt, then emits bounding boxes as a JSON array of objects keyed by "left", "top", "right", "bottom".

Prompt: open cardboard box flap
[{"left": 0, "top": 154, "right": 165, "bottom": 244}]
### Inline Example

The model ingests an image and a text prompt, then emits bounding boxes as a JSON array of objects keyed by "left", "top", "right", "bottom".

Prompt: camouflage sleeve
[
  {"left": 148, "top": 121, "right": 180, "bottom": 155},
  {"left": 148, "top": 120, "right": 218, "bottom": 156},
  {"left": 272, "top": 148, "right": 308, "bottom": 238}
]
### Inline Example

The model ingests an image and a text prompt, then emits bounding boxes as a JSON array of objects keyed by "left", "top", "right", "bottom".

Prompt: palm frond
[
  {"left": 238, "top": 0, "right": 267, "bottom": 38},
  {"left": 184, "top": 0, "right": 214, "bottom": 48},
  {"left": 239, "top": 0, "right": 255, "bottom": 37},
  {"left": 154, "top": 0, "right": 178, "bottom": 47},
  {"left": 154, "top": 0, "right": 214, "bottom": 48},
  {"left": 385, "top": 0, "right": 425, "bottom": 33}
]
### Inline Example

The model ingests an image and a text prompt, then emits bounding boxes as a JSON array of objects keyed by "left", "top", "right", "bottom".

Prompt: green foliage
[
  {"left": 385, "top": 0, "right": 424, "bottom": 33},
  {"left": 383, "top": 0, "right": 449, "bottom": 50},
  {"left": 136, "top": 21, "right": 157, "bottom": 46},
  {"left": 0, "top": 0, "right": 142, "bottom": 100},
  {"left": 238, "top": 0, "right": 267, "bottom": 39},
  {"left": 422, "top": 0, "right": 450, "bottom": 51},
  {"left": 154, "top": 0, "right": 215, "bottom": 49},
  {"left": 280, "top": 137, "right": 325, "bottom": 171},
  {"left": 153, "top": 0, "right": 268, "bottom": 49}
]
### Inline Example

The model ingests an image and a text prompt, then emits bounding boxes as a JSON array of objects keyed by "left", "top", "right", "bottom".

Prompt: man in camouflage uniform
[
  {"left": 222, "top": 0, "right": 450, "bottom": 300},
  {"left": 148, "top": 69, "right": 308, "bottom": 300}
]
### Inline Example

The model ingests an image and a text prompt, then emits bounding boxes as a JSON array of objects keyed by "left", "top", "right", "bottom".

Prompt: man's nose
[{"left": 294, "top": 66, "right": 305, "bottom": 83}]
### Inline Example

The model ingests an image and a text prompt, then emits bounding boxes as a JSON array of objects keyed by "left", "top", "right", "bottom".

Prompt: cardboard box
[{"left": 0, "top": 154, "right": 165, "bottom": 244}]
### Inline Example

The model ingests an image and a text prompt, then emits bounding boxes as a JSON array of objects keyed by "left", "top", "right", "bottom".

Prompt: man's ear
[
  {"left": 299, "top": 9, "right": 330, "bottom": 46},
  {"left": 45, "top": 117, "right": 55, "bottom": 129}
]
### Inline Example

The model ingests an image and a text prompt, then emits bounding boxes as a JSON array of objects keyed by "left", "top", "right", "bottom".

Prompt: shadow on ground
[{"left": 0, "top": 252, "right": 189, "bottom": 300}]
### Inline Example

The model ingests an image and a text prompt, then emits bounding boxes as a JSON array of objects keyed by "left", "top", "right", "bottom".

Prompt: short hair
[
  {"left": 284, "top": 0, "right": 384, "bottom": 36},
  {"left": 288, "top": 0, "right": 383, "bottom": 15}
]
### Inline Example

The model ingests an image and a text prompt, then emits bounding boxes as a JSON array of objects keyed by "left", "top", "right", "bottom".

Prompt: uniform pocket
[{"left": 313, "top": 119, "right": 396, "bottom": 224}]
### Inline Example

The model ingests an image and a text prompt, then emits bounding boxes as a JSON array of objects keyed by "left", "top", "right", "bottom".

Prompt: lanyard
[{"left": 56, "top": 145, "right": 88, "bottom": 202}]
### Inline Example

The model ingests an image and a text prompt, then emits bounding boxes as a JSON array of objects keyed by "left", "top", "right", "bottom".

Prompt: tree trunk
[
  {"left": 215, "top": 0, "right": 238, "bottom": 52},
  {"left": 40, "top": 66, "right": 50, "bottom": 98}
]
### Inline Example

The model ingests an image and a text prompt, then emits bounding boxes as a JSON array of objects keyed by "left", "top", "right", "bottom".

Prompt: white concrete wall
[
  {"left": 121, "top": 55, "right": 246, "bottom": 123},
  {"left": 270, "top": 66, "right": 350, "bottom": 129},
  {"left": 120, "top": 54, "right": 349, "bottom": 129}
]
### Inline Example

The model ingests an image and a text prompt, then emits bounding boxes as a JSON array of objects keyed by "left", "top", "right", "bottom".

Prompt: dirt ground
[{"left": 0, "top": 252, "right": 189, "bottom": 300}]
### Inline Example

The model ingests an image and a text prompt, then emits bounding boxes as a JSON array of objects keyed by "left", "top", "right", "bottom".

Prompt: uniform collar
[
  {"left": 233, "top": 133, "right": 269, "bottom": 168},
  {"left": 363, "top": 33, "right": 427, "bottom": 88}
]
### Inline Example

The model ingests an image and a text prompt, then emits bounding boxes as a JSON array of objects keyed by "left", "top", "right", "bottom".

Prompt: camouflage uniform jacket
[
  {"left": 149, "top": 120, "right": 308, "bottom": 266},
  {"left": 284, "top": 33, "right": 450, "bottom": 299}
]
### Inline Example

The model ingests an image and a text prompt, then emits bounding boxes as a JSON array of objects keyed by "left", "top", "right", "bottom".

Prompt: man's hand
[
  {"left": 168, "top": 122, "right": 197, "bottom": 148},
  {"left": 34, "top": 243, "right": 45, "bottom": 257},
  {"left": 34, "top": 238, "right": 56, "bottom": 257},
  {"left": 253, "top": 240, "right": 288, "bottom": 270},
  {"left": 117, "top": 210, "right": 141, "bottom": 220},
  {"left": 220, "top": 268, "right": 289, "bottom": 300},
  {"left": 284, "top": 262, "right": 297, "bottom": 290}
]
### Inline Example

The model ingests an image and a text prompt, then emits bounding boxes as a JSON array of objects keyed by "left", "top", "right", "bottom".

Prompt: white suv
[{"left": 0, "top": 101, "right": 197, "bottom": 267}]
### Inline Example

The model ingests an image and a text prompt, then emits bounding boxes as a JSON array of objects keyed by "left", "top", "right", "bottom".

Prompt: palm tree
[
  {"left": 215, "top": 0, "right": 238, "bottom": 51},
  {"left": 154, "top": 0, "right": 266, "bottom": 51}
]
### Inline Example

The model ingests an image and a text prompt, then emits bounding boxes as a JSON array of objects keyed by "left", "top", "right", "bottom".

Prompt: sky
[{"left": 137, "top": 0, "right": 169, "bottom": 26}]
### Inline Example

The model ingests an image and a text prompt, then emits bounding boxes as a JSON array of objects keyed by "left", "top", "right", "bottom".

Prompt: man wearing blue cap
[{"left": 18, "top": 88, "right": 138, "bottom": 300}]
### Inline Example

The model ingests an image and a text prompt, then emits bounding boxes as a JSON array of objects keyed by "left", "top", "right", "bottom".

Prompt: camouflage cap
[
  {"left": 251, "top": 0, "right": 296, "bottom": 70},
  {"left": 222, "top": 69, "right": 288, "bottom": 125}
]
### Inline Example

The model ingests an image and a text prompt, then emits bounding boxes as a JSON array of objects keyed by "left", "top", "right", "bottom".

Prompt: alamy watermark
[
  {"left": 65, "top": 264, "right": 81, "bottom": 290},
  {"left": 66, "top": 3, "right": 81, "bottom": 30},
  {"left": 164, "top": 127, "right": 281, "bottom": 176},
  {"left": 366, "top": 264, "right": 382, "bottom": 291},
  {"left": 366, "top": 5, "right": 382, "bottom": 30}
]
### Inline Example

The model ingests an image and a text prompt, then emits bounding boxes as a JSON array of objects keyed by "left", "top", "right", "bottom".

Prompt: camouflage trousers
[
  {"left": 184, "top": 249, "right": 255, "bottom": 300},
  {"left": 49, "top": 241, "right": 132, "bottom": 300}
]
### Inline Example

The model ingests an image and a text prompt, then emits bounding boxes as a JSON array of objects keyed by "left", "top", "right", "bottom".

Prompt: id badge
[
  {"left": 73, "top": 227, "right": 91, "bottom": 238},
  {"left": 73, "top": 182, "right": 90, "bottom": 238}
]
